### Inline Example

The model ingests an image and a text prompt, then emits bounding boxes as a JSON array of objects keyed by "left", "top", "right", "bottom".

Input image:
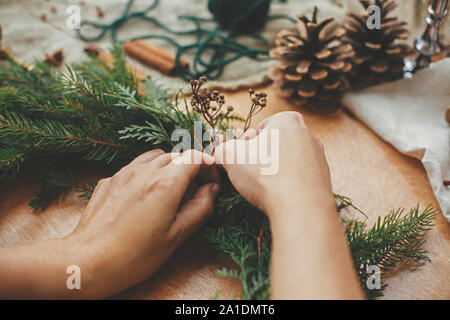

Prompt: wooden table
[{"left": 0, "top": 85, "right": 449, "bottom": 299}]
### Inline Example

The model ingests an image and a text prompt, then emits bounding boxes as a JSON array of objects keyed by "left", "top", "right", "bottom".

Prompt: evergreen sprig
[
  {"left": 347, "top": 205, "right": 438, "bottom": 299},
  {"left": 29, "top": 166, "right": 79, "bottom": 210},
  {"left": 0, "top": 146, "right": 25, "bottom": 178},
  {"left": 0, "top": 49, "right": 438, "bottom": 299}
]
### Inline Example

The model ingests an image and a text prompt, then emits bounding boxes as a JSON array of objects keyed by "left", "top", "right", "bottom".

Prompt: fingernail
[
  {"left": 210, "top": 183, "right": 220, "bottom": 195},
  {"left": 241, "top": 128, "right": 257, "bottom": 140}
]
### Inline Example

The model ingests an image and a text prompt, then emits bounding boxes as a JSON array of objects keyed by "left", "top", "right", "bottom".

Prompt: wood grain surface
[{"left": 0, "top": 85, "right": 449, "bottom": 300}]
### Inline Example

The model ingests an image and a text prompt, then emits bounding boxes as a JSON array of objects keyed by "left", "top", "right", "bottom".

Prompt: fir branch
[
  {"left": 0, "top": 89, "right": 57, "bottom": 114},
  {"left": 29, "top": 166, "right": 79, "bottom": 210},
  {"left": 0, "top": 47, "right": 439, "bottom": 300},
  {"left": 347, "top": 205, "right": 438, "bottom": 299},
  {"left": 0, "top": 147, "right": 25, "bottom": 178},
  {"left": 60, "top": 67, "right": 120, "bottom": 117},
  {"left": 30, "top": 168, "right": 100, "bottom": 210},
  {"left": 0, "top": 112, "right": 126, "bottom": 163},
  {"left": 74, "top": 180, "right": 97, "bottom": 200},
  {"left": 76, "top": 59, "right": 113, "bottom": 85},
  {"left": 110, "top": 46, "right": 138, "bottom": 92},
  {"left": 0, "top": 58, "right": 54, "bottom": 94},
  {"left": 335, "top": 193, "right": 368, "bottom": 218}
]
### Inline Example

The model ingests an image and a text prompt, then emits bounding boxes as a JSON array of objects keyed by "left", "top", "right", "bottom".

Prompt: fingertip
[
  {"left": 240, "top": 128, "right": 258, "bottom": 140},
  {"left": 213, "top": 143, "right": 225, "bottom": 164},
  {"left": 202, "top": 152, "right": 215, "bottom": 166},
  {"left": 171, "top": 182, "right": 220, "bottom": 243},
  {"left": 191, "top": 182, "right": 220, "bottom": 201},
  {"left": 264, "top": 111, "right": 306, "bottom": 130},
  {"left": 172, "top": 149, "right": 202, "bottom": 165},
  {"left": 209, "top": 182, "right": 221, "bottom": 198},
  {"left": 171, "top": 152, "right": 188, "bottom": 165}
]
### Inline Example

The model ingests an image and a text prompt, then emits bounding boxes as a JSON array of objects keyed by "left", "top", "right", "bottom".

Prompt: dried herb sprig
[
  {"left": 189, "top": 76, "right": 234, "bottom": 131},
  {"left": 244, "top": 89, "right": 267, "bottom": 132},
  {"left": 189, "top": 76, "right": 267, "bottom": 148},
  {"left": 189, "top": 76, "right": 234, "bottom": 151}
]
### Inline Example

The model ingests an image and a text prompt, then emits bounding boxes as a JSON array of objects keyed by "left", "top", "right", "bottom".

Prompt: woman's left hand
[
  {"left": 0, "top": 149, "right": 220, "bottom": 299},
  {"left": 70, "top": 149, "right": 220, "bottom": 298}
]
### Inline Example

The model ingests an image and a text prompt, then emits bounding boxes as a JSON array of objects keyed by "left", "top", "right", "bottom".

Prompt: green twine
[{"left": 76, "top": 0, "right": 295, "bottom": 81}]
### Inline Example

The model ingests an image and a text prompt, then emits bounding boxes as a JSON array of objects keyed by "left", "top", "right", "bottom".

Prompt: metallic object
[{"left": 405, "top": 0, "right": 448, "bottom": 73}]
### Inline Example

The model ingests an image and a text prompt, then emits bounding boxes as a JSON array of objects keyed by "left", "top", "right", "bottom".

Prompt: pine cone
[
  {"left": 343, "top": 0, "right": 408, "bottom": 87},
  {"left": 269, "top": 7, "right": 353, "bottom": 110}
]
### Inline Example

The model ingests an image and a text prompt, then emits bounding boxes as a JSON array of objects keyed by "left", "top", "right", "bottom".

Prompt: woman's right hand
[
  {"left": 214, "top": 111, "right": 336, "bottom": 221},
  {"left": 214, "top": 111, "right": 363, "bottom": 299}
]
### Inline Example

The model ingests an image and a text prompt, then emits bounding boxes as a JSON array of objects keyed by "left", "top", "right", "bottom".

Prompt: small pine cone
[
  {"left": 269, "top": 7, "right": 353, "bottom": 111},
  {"left": 343, "top": 0, "right": 409, "bottom": 88}
]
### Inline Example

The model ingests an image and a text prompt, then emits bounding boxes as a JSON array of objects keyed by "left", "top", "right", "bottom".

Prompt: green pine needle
[
  {"left": 0, "top": 146, "right": 25, "bottom": 178},
  {"left": 29, "top": 167, "right": 78, "bottom": 210}
]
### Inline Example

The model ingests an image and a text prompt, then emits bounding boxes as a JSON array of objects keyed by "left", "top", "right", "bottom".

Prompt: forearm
[
  {"left": 269, "top": 198, "right": 364, "bottom": 300},
  {"left": 0, "top": 238, "right": 99, "bottom": 299}
]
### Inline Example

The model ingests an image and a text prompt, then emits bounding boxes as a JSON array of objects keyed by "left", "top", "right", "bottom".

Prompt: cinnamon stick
[
  {"left": 133, "top": 39, "right": 189, "bottom": 69},
  {"left": 123, "top": 41, "right": 175, "bottom": 76}
]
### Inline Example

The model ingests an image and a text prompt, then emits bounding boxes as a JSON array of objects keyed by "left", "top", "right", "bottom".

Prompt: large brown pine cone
[
  {"left": 342, "top": 0, "right": 409, "bottom": 87},
  {"left": 269, "top": 7, "right": 354, "bottom": 110}
]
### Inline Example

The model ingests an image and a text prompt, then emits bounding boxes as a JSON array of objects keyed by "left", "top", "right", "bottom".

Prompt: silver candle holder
[{"left": 405, "top": 0, "right": 448, "bottom": 73}]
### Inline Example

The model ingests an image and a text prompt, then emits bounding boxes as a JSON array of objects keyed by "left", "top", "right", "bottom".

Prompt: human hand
[
  {"left": 214, "top": 111, "right": 362, "bottom": 300},
  {"left": 214, "top": 111, "right": 335, "bottom": 222},
  {"left": 67, "top": 149, "right": 220, "bottom": 298}
]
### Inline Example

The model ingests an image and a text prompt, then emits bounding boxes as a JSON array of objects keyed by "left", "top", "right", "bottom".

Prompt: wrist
[
  {"left": 65, "top": 230, "right": 142, "bottom": 299},
  {"left": 266, "top": 189, "right": 337, "bottom": 231},
  {"left": 0, "top": 237, "right": 98, "bottom": 299},
  {"left": 62, "top": 233, "right": 110, "bottom": 299}
]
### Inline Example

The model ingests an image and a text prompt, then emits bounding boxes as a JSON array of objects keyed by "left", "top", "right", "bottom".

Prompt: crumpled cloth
[{"left": 343, "top": 59, "right": 450, "bottom": 222}]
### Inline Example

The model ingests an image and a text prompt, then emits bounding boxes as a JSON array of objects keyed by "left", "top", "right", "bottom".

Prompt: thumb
[{"left": 170, "top": 182, "right": 220, "bottom": 244}]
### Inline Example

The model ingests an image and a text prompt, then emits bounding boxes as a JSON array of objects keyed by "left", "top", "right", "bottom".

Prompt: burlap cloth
[
  {"left": 0, "top": 1, "right": 441, "bottom": 90},
  {"left": 1, "top": 0, "right": 344, "bottom": 91}
]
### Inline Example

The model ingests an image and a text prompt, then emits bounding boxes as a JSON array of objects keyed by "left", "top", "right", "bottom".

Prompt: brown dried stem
[
  {"left": 243, "top": 89, "right": 267, "bottom": 133},
  {"left": 189, "top": 76, "right": 268, "bottom": 152}
]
